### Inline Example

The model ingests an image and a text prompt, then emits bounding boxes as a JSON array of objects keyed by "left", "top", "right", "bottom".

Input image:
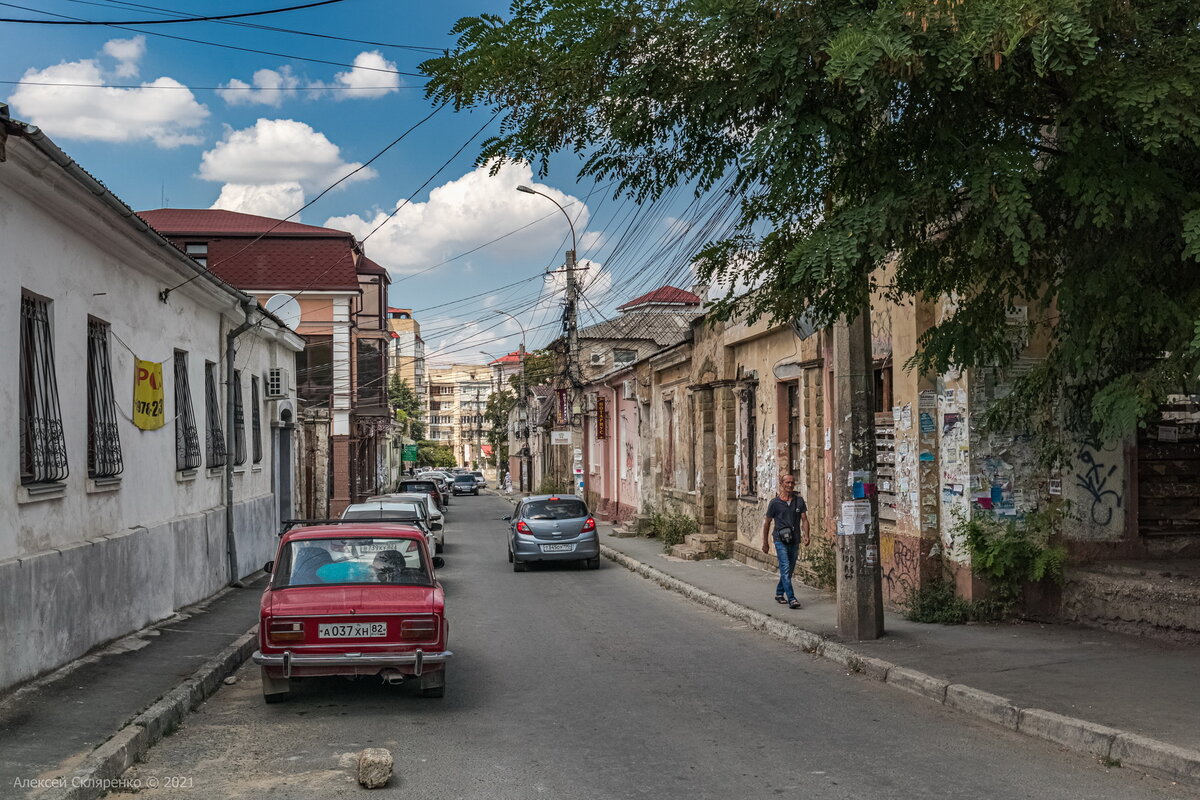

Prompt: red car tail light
[
  {"left": 581, "top": 517, "right": 596, "bottom": 533},
  {"left": 400, "top": 617, "right": 438, "bottom": 640},
  {"left": 269, "top": 620, "right": 304, "bottom": 642},
  {"left": 516, "top": 520, "right": 532, "bottom": 534}
]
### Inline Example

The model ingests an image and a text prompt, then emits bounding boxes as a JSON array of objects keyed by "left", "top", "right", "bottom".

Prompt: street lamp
[{"left": 516, "top": 185, "right": 582, "bottom": 495}]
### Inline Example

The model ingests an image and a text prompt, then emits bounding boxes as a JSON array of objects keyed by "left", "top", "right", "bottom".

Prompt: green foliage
[
  {"left": 960, "top": 506, "right": 1068, "bottom": 616},
  {"left": 389, "top": 376, "right": 425, "bottom": 440},
  {"left": 535, "top": 474, "right": 571, "bottom": 495},
  {"left": 416, "top": 440, "right": 456, "bottom": 469},
  {"left": 424, "top": 0, "right": 1200, "bottom": 443},
  {"left": 520, "top": 349, "right": 557, "bottom": 388},
  {"left": 485, "top": 390, "right": 515, "bottom": 466},
  {"left": 900, "top": 576, "right": 981, "bottom": 625},
  {"left": 802, "top": 536, "right": 837, "bottom": 591},
  {"left": 637, "top": 506, "right": 698, "bottom": 552}
]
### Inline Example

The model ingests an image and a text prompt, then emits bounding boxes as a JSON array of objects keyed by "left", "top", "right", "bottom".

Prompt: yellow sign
[{"left": 133, "top": 359, "right": 166, "bottom": 430}]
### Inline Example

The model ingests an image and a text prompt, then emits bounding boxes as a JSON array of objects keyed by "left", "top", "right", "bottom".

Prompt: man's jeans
[{"left": 774, "top": 539, "right": 800, "bottom": 603}]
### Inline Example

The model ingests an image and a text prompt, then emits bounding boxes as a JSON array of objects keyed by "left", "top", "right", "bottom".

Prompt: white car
[
  {"left": 341, "top": 500, "right": 440, "bottom": 555},
  {"left": 371, "top": 493, "right": 445, "bottom": 553}
]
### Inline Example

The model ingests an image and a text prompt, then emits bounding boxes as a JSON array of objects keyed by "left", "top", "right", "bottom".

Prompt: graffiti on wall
[
  {"left": 881, "top": 533, "right": 920, "bottom": 598},
  {"left": 1075, "top": 447, "right": 1123, "bottom": 526}
]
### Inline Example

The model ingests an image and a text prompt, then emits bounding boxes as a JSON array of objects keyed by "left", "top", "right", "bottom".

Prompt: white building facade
[{"left": 0, "top": 114, "right": 303, "bottom": 692}]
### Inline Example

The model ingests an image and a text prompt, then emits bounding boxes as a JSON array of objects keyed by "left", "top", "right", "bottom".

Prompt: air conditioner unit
[
  {"left": 622, "top": 380, "right": 636, "bottom": 401},
  {"left": 589, "top": 352, "right": 605, "bottom": 366},
  {"left": 265, "top": 367, "right": 290, "bottom": 399}
]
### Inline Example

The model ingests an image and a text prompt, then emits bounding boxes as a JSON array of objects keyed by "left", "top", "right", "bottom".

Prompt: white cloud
[
  {"left": 323, "top": 161, "right": 591, "bottom": 275},
  {"left": 199, "top": 119, "right": 374, "bottom": 192},
  {"left": 102, "top": 36, "right": 145, "bottom": 78},
  {"left": 218, "top": 52, "right": 401, "bottom": 107},
  {"left": 10, "top": 44, "right": 208, "bottom": 148},
  {"left": 210, "top": 182, "right": 305, "bottom": 219},
  {"left": 217, "top": 67, "right": 299, "bottom": 107},
  {"left": 324, "top": 51, "right": 402, "bottom": 99}
]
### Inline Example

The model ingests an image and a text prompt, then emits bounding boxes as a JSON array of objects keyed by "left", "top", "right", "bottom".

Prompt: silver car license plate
[
  {"left": 318, "top": 622, "right": 387, "bottom": 638},
  {"left": 540, "top": 543, "right": 576, "bottom": 553}
]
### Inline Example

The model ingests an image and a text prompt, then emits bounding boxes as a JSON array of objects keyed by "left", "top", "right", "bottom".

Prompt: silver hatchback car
[{"left": 505, "top": 494, "right": 600, "bottom": 571}]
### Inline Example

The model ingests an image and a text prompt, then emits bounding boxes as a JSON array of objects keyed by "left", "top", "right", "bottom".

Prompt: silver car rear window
[{"left": 523, "top": 500, "right": 588, "bottom": 520}]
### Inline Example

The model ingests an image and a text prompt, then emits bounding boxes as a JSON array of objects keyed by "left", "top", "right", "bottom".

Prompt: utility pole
[{"left": 832, "top": 312, "right": 884, "bottom": 640}]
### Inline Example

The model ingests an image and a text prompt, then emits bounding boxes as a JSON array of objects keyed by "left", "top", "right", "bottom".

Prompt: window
[
  {"left": 787, "top": 382, "right": 801, "bottom": 485},
  {"left": 743, "top": 386, "right": 757, "bottom": 495},
  {"left": 874, "top": 361, "right": 893, "bottom": 413},
  {"left": 356, "top": 338, "right": 384, "bottom": 407},
  {"left": 174, "top": 351, "right": 201, "bottom": 471},
  {"left": 184, "top": 242, "right": 207, "bottom": 267},
  {"left": 233, "top": 369, "right": 246, "bottom": 466},
  {"left": 251, "top": 375, "right": 263, "bottom": 464},
  {"left": 614, "top": 348, "right": 637, "bottom": 365},
  {"left": 86, "top": 319, "right": 123, "bottom": 479},
  {"left": 296, "top": 335, "right": 333, "bottom": 407},
  {"left": 20, "top": 294, "right": 68, "bottom": 484},
  {"left": 205, "top": 362, "right": 226, "bottom": 468}
]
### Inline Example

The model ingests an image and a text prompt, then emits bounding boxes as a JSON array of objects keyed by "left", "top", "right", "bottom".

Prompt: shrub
[{"left": 960, "top": 505, "right": 1068, "bottom": 617}]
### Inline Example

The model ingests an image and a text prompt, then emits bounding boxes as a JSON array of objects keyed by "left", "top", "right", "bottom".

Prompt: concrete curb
[
  {"left": 600, "top": 543, "right": 1200, "bottom": 787},
  {"left": 45, "top": 628, "right": 258, "bottom": 800}
]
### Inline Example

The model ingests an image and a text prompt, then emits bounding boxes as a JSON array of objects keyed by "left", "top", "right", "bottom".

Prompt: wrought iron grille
[
  {"left": 205, "top": 362, "right": 226, "bottom": 468},
  {"left": 86, "top": 319, "right": 123, "bottom": 478},
  {"left": 20, "top": 295, "right": 69, "bottom": 484},
  {"left": 251, "top": 376, "right": 263, "bottom": 464},
  {"left": 174, "top": 351, "right": 201, "bottom": 470},
  {"left": 233, "top": 370, "right": 246, "bottom": 465}
]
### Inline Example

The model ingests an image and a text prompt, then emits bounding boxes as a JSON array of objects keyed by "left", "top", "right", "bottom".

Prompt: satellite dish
[
  {"left": 791, "top": 309, "right": 820, "bottom": 341},
  {"left": 264, "top": 293, "right": 302, "bottom": 330}
]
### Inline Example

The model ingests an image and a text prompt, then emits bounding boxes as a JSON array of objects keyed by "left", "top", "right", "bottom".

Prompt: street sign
[{"left": 402, "top": 444, "right": 418, "bottom": 462}]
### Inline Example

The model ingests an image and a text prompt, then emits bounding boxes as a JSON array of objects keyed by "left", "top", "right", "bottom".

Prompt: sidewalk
[
  {"left": 598, "top": 527, "right": 1200, "bottom": 786},
  {"left": 0, "top": 579, "right": 262, "bottom": 799}
]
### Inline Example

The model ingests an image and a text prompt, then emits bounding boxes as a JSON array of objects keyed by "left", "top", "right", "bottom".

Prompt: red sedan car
[{"left": 253, "top": 521, "right": 451, "bottom": 703}]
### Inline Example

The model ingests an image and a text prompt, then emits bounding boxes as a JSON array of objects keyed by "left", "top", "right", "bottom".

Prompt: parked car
[
  {"left": 397, "top": 478, "right": 448, "bottom": 510},
  {"left": 342, "top": 500, "right": 439, "bottom": 555},
  {"left": 470, "top": 471, "right": 488, "bottom": 489},
  {"left": 505, "top": 494, "right": 599, "bottom": 571},
  {"left": 452, "top": 474, "right": 478, "bottom": 496},
  {"left": 253, "top": 522, "right": 450, "bottom": 702},
  {"left": 370, "top": 493, "right": 445, "bottom": 553}
]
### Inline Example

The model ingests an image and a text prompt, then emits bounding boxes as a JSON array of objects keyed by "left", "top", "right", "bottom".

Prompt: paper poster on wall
[
  {"left": 943, "top": 413, "right": 961, "bottom": 434},
  {"left": 919, "top": 413, "right": 935, "bottom": 433},
  {"left": 1158, "top": 426, "right": 1179, "bottom": 442},
  {"left": 919, "top": 390, "right": 937, "bottom": 409}
]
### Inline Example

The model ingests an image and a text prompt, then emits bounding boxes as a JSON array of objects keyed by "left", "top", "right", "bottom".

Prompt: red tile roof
[
  {"left": 138, "top": 208, "right": 353, "bottom": 238},
  {"left": 616, "top": 285, "right": 702, "bottom": 311},
  {"left": 488, "top": 352, "right": 523, "bottom": 366},
  {"left": 204, "top": 237, "right": 359, "bottom": 291}
]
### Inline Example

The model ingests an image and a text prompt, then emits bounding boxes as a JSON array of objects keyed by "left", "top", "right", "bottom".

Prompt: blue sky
[{"left": 1, "top": 0, "right": 713, "bottom": 364}]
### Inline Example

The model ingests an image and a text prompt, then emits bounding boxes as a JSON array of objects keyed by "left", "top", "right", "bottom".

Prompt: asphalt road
[{"left": 113, "top": 494, "right": 1190, "bottom": 799}]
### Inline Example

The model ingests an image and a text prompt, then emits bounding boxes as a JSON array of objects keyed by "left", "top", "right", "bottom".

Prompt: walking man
[{"left": 761, "top": 475, "right": 810, "bottom": 609}]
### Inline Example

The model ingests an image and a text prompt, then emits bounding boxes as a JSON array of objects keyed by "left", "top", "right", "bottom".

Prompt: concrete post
[{"left": 832, "top": 313, "right": 885, "bottom": 640}]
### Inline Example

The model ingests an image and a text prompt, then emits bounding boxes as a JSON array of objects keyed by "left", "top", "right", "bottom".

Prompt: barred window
[
  {"left": 86, "top": 319, "right": 123, "bottom": 479},
  {"left": 174, "top": 351, "right": 201, "bottom": 471},
  {"left": 20, "top": 294, "right": 69, "bottom": 484},
  {"left": 233, "top": 369, "right": 246, "bottom": 466},
  {"left": 205, "top": 362, "right": 226, "bottom": 468},
  {"left": 251, "top": 375, "right": 263, "bottom": 464}
]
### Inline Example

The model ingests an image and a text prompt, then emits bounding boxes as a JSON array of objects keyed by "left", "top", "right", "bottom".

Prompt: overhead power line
[
  {"left": 69, "top": 0, "right": 442, "bottom": 51},
  {"left": 2, "top": 3, "right": 423, "bottom": 76},
  {"left": 1, "top": 79, "right": 427, "bottom": 91},
  {"left": 0, "top": 0, "right": 346, "bottom": 24}
]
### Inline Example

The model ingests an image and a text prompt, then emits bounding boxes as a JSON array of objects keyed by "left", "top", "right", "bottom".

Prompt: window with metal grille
[
  {"left": 233, "top": 369, "right": 246, "bottom": 466},
  {"left": 251, "top": 375, "right": 262, "bottom": 464},
  {"left": 205, "top": 362, "right": 226, "bottom": 468},
  {"left": 174, "top": 351, "right": 201, "bottom": 471},
  {"left": 744, "top": 386, "right": 757, "bottom": 495},
  {"left": 86, "top": 319, "right": 122, "bottom": 479},
  {"left": 20, "top": 294, "right": 69, "bottom": 484}
]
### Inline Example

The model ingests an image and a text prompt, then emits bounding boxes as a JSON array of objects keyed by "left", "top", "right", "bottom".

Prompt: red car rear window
[{"left": 277, "top": 538, "right": 429, "bottom": 587}]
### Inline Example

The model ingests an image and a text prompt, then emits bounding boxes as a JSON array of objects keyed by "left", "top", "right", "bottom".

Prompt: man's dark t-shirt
[{"left": 765, "top": 494, "right": 807, "bottom": 543}]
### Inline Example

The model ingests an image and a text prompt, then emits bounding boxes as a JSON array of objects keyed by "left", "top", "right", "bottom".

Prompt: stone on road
[{"left": 356, "top": 748, "right": 393, "bottom": 789}]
